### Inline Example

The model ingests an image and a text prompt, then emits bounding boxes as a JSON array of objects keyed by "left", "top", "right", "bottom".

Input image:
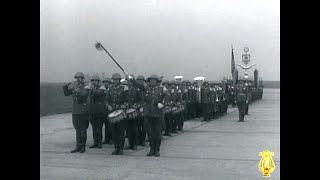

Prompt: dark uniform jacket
[
  {"left": 201, "top": 86, "right": 211, "bottom": 104},
  {"left": 235, "top": 84, "right": 249, "bottom": 102},
  {"left": 169, "top": 86, "right": 183, "bottom": 106},
  {"left": 133, "top": 81, "right": 170, "bottom": 118},
  {"left": 187, "top": 85, "right": 196, "bottom": 103},
  {"left": 62, "top": 82, "right": 89, "bottom": 114},
  {"left": 181, "top": 86, "right": 188, "bottom": 107},
  {"left": 127, "top": 85, "right": 143, "bottom": 107},
  {"left": 89, "top": 85, "right": 106, "bottom": 114},
  {"left": 105, "top": 84, "right": 128, "bottom": 111}
]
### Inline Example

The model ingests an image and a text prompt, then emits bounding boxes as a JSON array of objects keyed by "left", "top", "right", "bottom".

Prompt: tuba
[{"left": 193, "top": 77, "right": 205, "bottom": 103}]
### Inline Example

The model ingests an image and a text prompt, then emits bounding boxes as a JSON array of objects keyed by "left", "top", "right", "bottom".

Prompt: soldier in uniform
[
  {"left": 209, "top": 83, "right": 215, "bottom": 120},
  {"left": 62, "top": 72, "right": 90, "bottom": 153},
  {"left": 178, "top": 81, "right": 187, "bottom": 130},
  {"left": 186, "top": 81, "right": 195, "bottom": 119},
  {"left": 105, "top": 73, "right": 128, "bottom": 155},
  {"left": 229, "top": 84, "right": 236, "bottom": 107},
  {"left": 245, "top": 81, "right": 251, "bottom": 115},
  {"left": 136, "top": 75, "right": 146, "bottom": 146},
  {"left": 162, "top": 80, "right": 172, "bottom": 136},
  {"left": 201, "top": 81, "right": 211, "bottom": 122},
  {"left": 169, "top": 80, "right": 182, "bottom": 133},
  {"left": 195, "top": 81, "right": 202, "bottom": 118},
  {"left": 213, "top": 84, "right": 220, "bottom": 118},
  {"left": 217, "top": 84, "right": 224, "bottom": 117},
  {"left": 102, "top": 77, "right": 113, "bottom": 144},
  {"left": 124, "top": 79, "right": 143, "bottom": 150},
  {"left": 129, "top": 74, "right": 170, "bottom": 157},
  {"left": 222, "top": 81, "right": 229, "bottom": 115},
  {"left": 235, "top": 79, "right": 249, "bottom": 122},
  {"left": 88, "top": 75, "right": 106, "bottom": 149}
]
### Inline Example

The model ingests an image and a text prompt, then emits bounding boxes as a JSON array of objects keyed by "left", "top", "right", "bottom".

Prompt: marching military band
[{"left": 63, "top": 72, "right": 263, "bottom": 156}]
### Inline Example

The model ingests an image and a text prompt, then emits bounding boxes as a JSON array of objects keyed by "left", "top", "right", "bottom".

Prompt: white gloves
[{"left": 157, "top": 103, "right": 164, "bottom": 109}]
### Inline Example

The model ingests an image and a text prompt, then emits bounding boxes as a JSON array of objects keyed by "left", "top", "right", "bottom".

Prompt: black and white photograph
[{"left": 40, "top": 0, "right": 280, "bottom": 179}]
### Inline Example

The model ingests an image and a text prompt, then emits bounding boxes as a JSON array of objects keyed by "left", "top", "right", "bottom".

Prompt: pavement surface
[{"left": 40, "top": 88, "right": 280, "bottom": 180}]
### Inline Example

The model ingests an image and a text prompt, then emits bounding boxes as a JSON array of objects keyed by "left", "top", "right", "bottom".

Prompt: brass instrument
[{"left": 193, "top": 77, "right": 205, "bottom": 103}]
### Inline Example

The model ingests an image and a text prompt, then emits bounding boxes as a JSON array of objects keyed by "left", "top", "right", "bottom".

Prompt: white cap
[{"left": 194, "top": 77, "right": 205, "bottom": 81}]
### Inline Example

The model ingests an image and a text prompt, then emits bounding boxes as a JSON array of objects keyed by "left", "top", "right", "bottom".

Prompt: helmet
[
  {"left": 111, "top": 73, "right": 121, "bottom": 79},
  {"left": 137, "top": 75, "right": 145, "bottom": 81},
  {"left": 91, "top": 75, "right": 100, "bottom": 82},
  {"left": 169, "top": 80, "right": 176, "bottom": 85},
  {"left": 147, "top": 74, "right": 159, "bottom": 82},
  {"left": 102, "top": 77, "right": 112, "bottom": 83},
  {"left": 185, "top": 80, "right": 190, "bottom": 84},
  {"left": 74, "top": 72, "right": 85, "bottom": 79},
  {"left": 162, "top": 80, "right": 169, "bottom": 84}
]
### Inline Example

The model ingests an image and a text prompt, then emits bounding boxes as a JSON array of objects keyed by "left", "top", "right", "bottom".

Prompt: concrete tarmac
[{"left": 40, "top": 88, "right": 280, "bottom": 180}]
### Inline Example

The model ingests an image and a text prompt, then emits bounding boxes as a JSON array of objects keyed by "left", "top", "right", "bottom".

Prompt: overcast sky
[{"left": 40, "top": 0, "right": 279, "bottom": 82}]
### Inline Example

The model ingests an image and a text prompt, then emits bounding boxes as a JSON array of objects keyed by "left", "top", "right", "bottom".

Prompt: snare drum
[
  {"left": 172, "top": 107, "right": 179, "bottom": 114},
  {"left": 164, "top": 106, "right": 172, "bottom": 114},
  {"left": 108, "top": 109, "right": 126, "bottom": 123},
  {"left": 126, "top": 108, "right": 138, "bottom": 120}
]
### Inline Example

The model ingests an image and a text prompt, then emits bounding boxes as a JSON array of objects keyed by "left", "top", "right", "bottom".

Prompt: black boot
[
  {"left": 89, "top": 144, "right": 98, "bottom": 148},
  {"left": 140, "top": 140, "right": 146, "bottom": 146},
  {"left": 79, "top": 146, "right": 85, "bottom": 153},
  {"left": 112, "top": 148, "right": 118, "bottom": 155},
  {"left": 118, "top": 148, "right": 123, "bottom": 155},
  {"left": 97, "top": 143, "right": 102, "bottom": 149},
  {"left": 147, "top": 140, "right": 154, "bottom": 156},
  {"left": 70, "top": 146, "right": 81, "bottom": 153},
  {"left": 124, "top": 144, "right": 132, "bottom": 150},
  {"left": 154, "top": 139, "right": 161, "bottom": 157}
]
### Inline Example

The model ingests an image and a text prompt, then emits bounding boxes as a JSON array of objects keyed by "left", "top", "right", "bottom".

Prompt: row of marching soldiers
[{"left": 62, "top": 72, "right": 260, "bottom": 156}]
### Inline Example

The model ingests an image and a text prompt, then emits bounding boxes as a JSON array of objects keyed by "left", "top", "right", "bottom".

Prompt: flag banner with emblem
[{"left": 231, "top": 47, "right": 235, "bottom": 75}]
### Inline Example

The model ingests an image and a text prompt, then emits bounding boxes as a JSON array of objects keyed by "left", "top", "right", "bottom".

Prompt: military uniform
[
  {"left": 169, "top": 82, "right": 182, "bottom": 133},
  {"left": 201, "top": 82, "right": 211, "bottom": 122},
  {"left": 135, "top": 75, "right": 147, "bottom": 146},
  {"left": 101, "top": 78, "right": 113, "bottom": 144},
  {"left": 209, "top": 84, "right": 215, "bottom": 120},
  {"left": 105, "top": 73, "right": 128, "bottom": 155},
  {"left": 195, "top": 83, "right": 203, "bottom": 118},
  {"left": 245, "top": 82, "right": 251, "bottom": 115},
  {"left": 179, "top": 82, "right": 187, "bottom": 130},
  {"left": 131, "top": 74, "right": 170, "bottom": 157},
  {"left": 162, "top": 80, "right": 172, "bottom": 136},
  {"left": 229, "top": 85, "right": 236, "bottom": 107},
  {"left": 62, "top": 72, "right": 90, "bottom": 153},
  {"left": 124, "top": 80, "right": 143, "bottom": 150},
  {"left": 235, "top": 81, "right": 249, "bottom": 122},
  {"left": 88, "top": 76, "right": 106, "bottom": 149},
  {"left": 188, "top": 81, "right": 196, "bottom": 119}
]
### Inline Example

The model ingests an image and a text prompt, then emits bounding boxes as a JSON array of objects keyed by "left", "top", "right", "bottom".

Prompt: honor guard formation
[
  {"left": 62, "top": 43, "right": 263, "bottom": 156},
  {"left": 62, "top": 71, "right": 263, "bottom": 156}
]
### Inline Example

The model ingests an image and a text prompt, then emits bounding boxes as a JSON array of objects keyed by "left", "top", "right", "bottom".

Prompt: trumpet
[
  {"left": 68, "top": 81, "right": 80, "bottom": 91},
  {"left": 215, "top": 89, "right": 219, "bottom": 102}
]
